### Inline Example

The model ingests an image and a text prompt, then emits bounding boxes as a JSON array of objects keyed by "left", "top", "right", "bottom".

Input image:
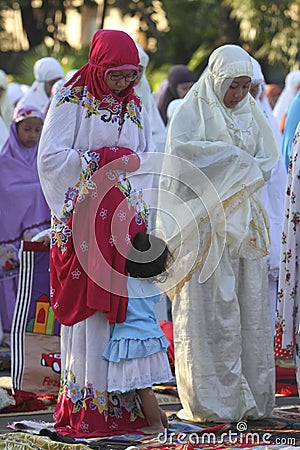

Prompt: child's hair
[{"left": 126, "top": 232, "right": 172, "bottom": 279}]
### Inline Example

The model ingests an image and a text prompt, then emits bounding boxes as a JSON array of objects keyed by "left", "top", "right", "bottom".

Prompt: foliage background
[{"left": 0, "top": 0, "right": 298, "bottom": 88}]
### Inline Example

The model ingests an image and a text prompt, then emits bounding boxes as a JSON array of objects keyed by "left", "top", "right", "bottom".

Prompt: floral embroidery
[
  {"left": 58, "top": 370, "right": 143, "bottom": 421},
  {"left": 55, "top": 85, "right": 82, "bottom": 106},
  {"left": 290, "top": 190, "right": 296, "bottom": 204},
  {"left": 99, "top": 208, "right": 108, "bottom": 220},
  {"left": 109, "top": 235, "right": 117, "bottom": 246},
  {"left": 283, "top": 249, "right": 292, "bottom": 264},
  {"left": 68, "top": 380, "right": 83, "bottom": 404},
  {"left": 106, "top": 170, "right": 118, "bottom": 181},
  {"left": 61, "top": 152, "right": 101, "bottom": 220},
  {"left": 92, "top": 389, "right": 108, "bottom": 415},
  {"left": 278, "top": 134, "right": 300, "bottom": 352},
  {"left": 71, "top": 268, "right": 81, "bottom": 279},
  {"left": 126, "top": 99, "right": 142, "bottom": 128},
  {"left": 80, "top": 241, "right": 89, "bottom": 252},
  {"left": 109, "top": 394, "right": 123, "bottom": 419},
  {"left": 291, "top": 210, "right": 300, "bottom": 233},
  {"left": 51, "top": 217, "right": 72, "bottom": 254},
  {"left": 80, "top": 422, "right": 89, "bottom": 433},
  {"left": 117, "top": 210, "right": 127, "bottom": 221},
  {"left": 77, "top": 171, "right": 97, "bottom": 203},
  {"left": 55, "top": 85, "right": 142, "bottom": 128},
  {"left": 55, "top": 150, "right": 148, "bottom": 254},
  {"left": 116, "top": 178, "right": 149, "bottom": 228}
]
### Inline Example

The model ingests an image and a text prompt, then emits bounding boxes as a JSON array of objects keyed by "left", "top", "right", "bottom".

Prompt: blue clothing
[
  {"left": 282, "top": 91, "right": 300, "bottom": 170},
  {"left": 102, "top": 277, "right": 170, "bottom": 363}
]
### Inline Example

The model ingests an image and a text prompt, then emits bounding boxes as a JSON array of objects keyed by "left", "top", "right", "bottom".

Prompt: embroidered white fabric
[{"left": 106, "top": 350, "right": 172, "bottom": 392}]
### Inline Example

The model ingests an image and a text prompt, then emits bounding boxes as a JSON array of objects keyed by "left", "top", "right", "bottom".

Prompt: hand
[{"left": 36, "top": 235, "right": 51, "bottom": 246}]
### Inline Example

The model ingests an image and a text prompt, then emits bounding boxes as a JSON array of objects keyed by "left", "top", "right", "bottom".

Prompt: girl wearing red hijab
[{"left": 38, "top": 29, "right": 157, "bottom": 437}]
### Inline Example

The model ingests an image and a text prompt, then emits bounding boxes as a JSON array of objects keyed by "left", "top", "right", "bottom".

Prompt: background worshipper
[
  {"left": 6, "top": 82, "right": 29, "bottom": 107},
  {"left": 43, "top": 68, "right": 80, "bottom": 116},
  {"left": 0, "top": 104, "right": 50, "bottom": 339},
  {"left": 17, "top": 56, "right": 64, "bottom": 113},
  {"left": 103, "top": 232, "right": 173, "bottom": 435},
  {"left": 134, "top": 43, "right": 169, "bottom": 321},
  {"left": 277, "top": 120, "right": 300, "bottom": 397},
  {"left": 273, "top": 69, "right": 300, "bottom": 133},
  {"left": 250, "top": 56, "right": 287, "bottom": 336},
  {"left": 0, "top": 69, "right": 14, "bottom": 131},
  {"left": 155, "top": 64, "right": 197, "bottom": 125},
  {"left": 134, "top": 43, "right": 167, "bottom": 153},
  {"left": 265, "top": 83, "right": 282, "bottom": 110},
  {"left": 158, "top": 44, "right": 278, "bottom": 422},
  {"left": 37, "top": 29, "right": 158, "bottom": 437},
  {"left": 281, "top": 90, "right": 300, "bottom": 171},
  {"left": 0, "top": 116, "right": 8, "bottom": 150}
]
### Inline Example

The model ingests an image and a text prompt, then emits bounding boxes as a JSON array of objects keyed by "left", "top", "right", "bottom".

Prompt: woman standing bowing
[
  {"left": 158, "top": 44, "right": 278, "bottom": 422},
  {"left": 37, "top": 29, "right": 156, "bottom": 437}
]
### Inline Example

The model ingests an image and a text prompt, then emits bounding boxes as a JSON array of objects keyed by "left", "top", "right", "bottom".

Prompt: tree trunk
[{"left": 19, "top": 4, "right": 44, "bottom": 48}]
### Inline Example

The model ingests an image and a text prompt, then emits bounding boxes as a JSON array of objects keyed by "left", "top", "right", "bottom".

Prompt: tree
[
  {"left": 0, "top": 0, "right": 299, "bottom": 82},
  {"left": 0, "top": 0, "right": 108, "bottom": 48},
  {"left": 117, "top": 0, "right": 300, "bottom": 76},
  {"left": 224, "top": 0, "right": 300, "bottom": 72},
  {"left": 107, "top": 0, "right": 241, "bottom": 76}
]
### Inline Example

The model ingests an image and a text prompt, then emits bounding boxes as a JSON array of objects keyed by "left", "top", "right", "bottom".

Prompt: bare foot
[
  {"left": 138, "top": 424, "right": 165, "bottom": 435},
  {"left": 160, "top": 408, "right": 169, "bottom": 429}
]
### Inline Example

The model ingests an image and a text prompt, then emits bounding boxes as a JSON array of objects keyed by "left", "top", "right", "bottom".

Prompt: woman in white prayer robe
[
  {"left": 0, "top": 69, "right": 13, "bottom": 130},
  {"left": 157, "top": 44, "right": 278, "bottom": 422},
  {"left": 250, "top": 57, "right": 287, "bottom": 336},
  {"left": 134, "top": 43, "right": 167, "bottom": 153},
  {"left": 17, "top": 57, "right": 64, "bottom": 113}
]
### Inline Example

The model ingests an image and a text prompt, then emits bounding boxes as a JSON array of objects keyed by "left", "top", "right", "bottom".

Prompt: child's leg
[
  {"left": 160, "top": 407, "right": 169, "bottom": 428},
  {"left": 137, "top": 387, "right": 166, "bottom": 434}
]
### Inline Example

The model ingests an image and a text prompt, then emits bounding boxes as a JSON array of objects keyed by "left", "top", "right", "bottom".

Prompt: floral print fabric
[{"left": 277, "top": 126, "right": 300, "bottom": 358}]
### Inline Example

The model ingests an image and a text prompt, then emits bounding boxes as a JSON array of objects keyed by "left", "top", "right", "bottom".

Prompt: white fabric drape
[
  {"left": 251, "top": 56, "right": 287, "bottom": 335},
  {"left": 157, "top": 44, "right": 278, "bottom": 422},
  {"left": 135, "top": 44, "right": 167, "bottom": 153},
  {"left": 0, "top": 70, "right": 14, "bottom": 128},
  {"left": 273, "top": 69, "right": 300, "bottom": 127}
]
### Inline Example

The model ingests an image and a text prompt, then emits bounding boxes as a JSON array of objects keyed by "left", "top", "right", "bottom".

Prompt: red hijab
[{"left": 65, "top": 29, "right": 139, "bottom": 103}]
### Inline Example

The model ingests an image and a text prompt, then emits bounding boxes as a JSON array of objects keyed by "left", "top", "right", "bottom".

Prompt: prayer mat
[
  {"left": 4, "top": 411, "right": 300, "bottom": 449},
  {"left": 153, "top": 383, "right": 180, "bottom": 407},
  {"left": 0, "top": 388, "right": 56, "bottom": 415},
  {"left": 0, "top": 432, "right": 90, "bottom": 449},
  {"left": 275, "top": 365, "right": 298, "bottom": 396}
]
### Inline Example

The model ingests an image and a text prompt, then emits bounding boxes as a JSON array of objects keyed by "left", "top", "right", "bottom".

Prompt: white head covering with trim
[
  {"left": 157, "top": 44, "right": 279, "bottom": 295},
  {"left": 17, "top": 57, "right": 64, "bottom": 112}
]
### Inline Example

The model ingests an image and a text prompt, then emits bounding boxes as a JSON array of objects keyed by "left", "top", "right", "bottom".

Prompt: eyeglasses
[{"left": 108, "top": 72, "right": 138, "bottom": 82}]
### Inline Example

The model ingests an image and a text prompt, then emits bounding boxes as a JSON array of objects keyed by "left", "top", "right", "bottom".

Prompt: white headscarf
[
  {"left": 250, "top": 57, "right": 283, "bottom": 148},
  {"left": 250, "top": 57, "right": 286, "bottom": 277},
  {"left": 273, "top": 69, "right": 300, "bottom": 126},
  {"left": 17, "top": 57, "right": 64, "bottom": 112},
  {"left": 0, "top": 70, "right": 14, "bottom": 127},
  {"left": 6, "top": 82, "right": 29, "bottom": 106},
  {"left": 157, "top": 44, "right": 278, "bottom": 294},
  {"left": 0, "top": 115, "right": 9, "bottom": 149},
  {"left": 134, "top": 43, "right": 166, "bottom": 152}
]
